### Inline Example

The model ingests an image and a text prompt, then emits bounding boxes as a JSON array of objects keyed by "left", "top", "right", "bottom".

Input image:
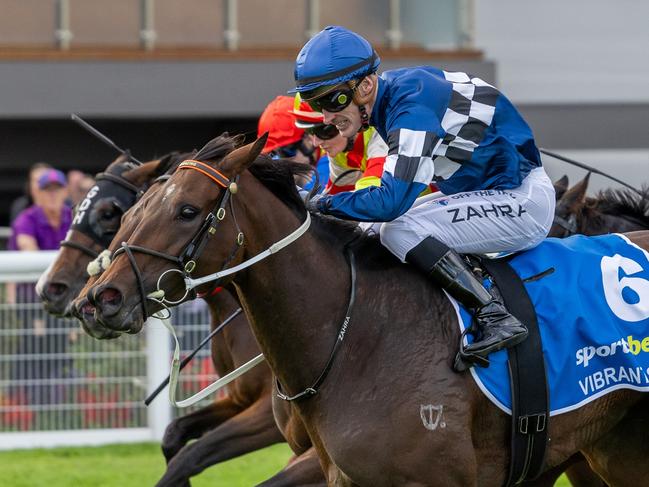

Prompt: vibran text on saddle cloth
[{"left": 451, "top": 233, "right": 649, "bottom": 416}]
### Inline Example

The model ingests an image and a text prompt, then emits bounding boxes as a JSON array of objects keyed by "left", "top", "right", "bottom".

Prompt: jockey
[
  {"left": 292, "top": 94, "right": 388, "bottom": 194},
  {"left": 291, "top": 26, "right": 556, "bottom": 364}
]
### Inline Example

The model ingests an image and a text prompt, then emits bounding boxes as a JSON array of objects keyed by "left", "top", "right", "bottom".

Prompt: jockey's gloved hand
[{"left": 305, "top": 194, "right": 328, "bottom": 213}]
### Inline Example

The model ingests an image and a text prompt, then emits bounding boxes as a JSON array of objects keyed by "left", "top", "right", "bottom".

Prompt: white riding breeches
[{"left": 373, "top": 167, "right": 556, "bottom": 261}]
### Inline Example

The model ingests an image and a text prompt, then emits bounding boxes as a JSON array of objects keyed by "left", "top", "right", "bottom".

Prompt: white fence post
[{"left": 146, "top": 317, "right": 172, "bottom": 441}]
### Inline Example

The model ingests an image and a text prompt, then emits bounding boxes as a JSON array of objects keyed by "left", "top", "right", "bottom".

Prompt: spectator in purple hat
[
  {"left": 8, "top": 162, "right": 52, "bottom": 224},
  {"left": 9, "top": 168, "right": 72, "bottom": 252},
  {"left": 8, "top": 168, "right": 74, "bottom": 408}
]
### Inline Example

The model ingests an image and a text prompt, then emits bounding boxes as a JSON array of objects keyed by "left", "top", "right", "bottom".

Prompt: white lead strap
[
  {"left": 150, "top": 212, "right": 312, "bottom": 407},
  {"left": 157, "top": 314, "right": 265, "bottom": 408},
  {"left": 184, "top": 212, "right": 312, "bottom": 291}
]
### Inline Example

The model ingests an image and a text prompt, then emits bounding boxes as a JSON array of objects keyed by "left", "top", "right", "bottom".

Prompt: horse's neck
[
  {"left": 583, "top": 207, "right": 648, "bottom": 235},
  {"left": 233, "top": 223, "right": 456, "bottom": 400},
  {"left": 233, "top": 216, "right": 353, "bottom": 395}
]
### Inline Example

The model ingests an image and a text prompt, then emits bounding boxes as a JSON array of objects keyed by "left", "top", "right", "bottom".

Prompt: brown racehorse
[
  {"left": 81, "top": 134, "right": 649, "bottom": 486},
  {"left": 43, "top": 146, "right": 325, "bottom": 485},
  {"left": 65, "top": 141, "right": 593, "bottom": 487},
  {"left": 48, "top": 148, "right": 600, "bottom": 486}
]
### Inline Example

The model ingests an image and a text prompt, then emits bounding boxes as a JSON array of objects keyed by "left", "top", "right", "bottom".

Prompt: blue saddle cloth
[{"left": 453, "top": 233, "right": 649, "bottom": 416}]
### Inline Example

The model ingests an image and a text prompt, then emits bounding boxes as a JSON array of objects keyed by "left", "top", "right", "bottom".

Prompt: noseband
[{"left": 111, "top": 160, "right": 245, "bottom": 320}]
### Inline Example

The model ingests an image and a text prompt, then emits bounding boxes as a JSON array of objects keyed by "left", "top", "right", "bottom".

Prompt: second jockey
[
  {"left": 291, "top": 26, "right": 556, "bottom": 365},
  {"left": 292, "top": 94, "right": 388, "bottom": 194}
]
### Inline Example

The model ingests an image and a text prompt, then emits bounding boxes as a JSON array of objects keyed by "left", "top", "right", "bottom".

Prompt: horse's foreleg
[
  {"left": 565, "top": 461, "right": 607, "bottom": 487},
  {"left": 155, "top": 394, "right": 284, "bottom": 487},
  {"left": 582, "top": 397, "right": 649, "bottom": 487},
  {"left": 256, "top": 447, "right": 326, "bottom": 486},
  {"left": 161, "top": 395, "right": 243, "bottom": 462},
  {"left": 519, "top": 453, "right": 605, "bottom": 487}
]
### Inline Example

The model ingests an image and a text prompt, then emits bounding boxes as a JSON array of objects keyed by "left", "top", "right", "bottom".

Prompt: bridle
[
  {"left": 60, "top": 165, "right": 149, "bottom": 259},
  {"left": 109, "top": 159, "right": 247, "bottom": 321},
  {"left": 553, "top": 207, "right": 648, "bottom": 238},
  {"left": 552, "top": 212, "right": 578, "bottom": 237}
]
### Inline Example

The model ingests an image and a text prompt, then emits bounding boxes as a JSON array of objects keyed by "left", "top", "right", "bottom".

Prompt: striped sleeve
[{"left": 384, "top": 128, "right": 437, "bottom": 184}]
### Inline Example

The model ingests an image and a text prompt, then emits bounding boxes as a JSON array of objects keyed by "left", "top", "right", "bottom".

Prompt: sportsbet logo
[{"left": 576, "top": 335, "right": 649, "bottom": 367}]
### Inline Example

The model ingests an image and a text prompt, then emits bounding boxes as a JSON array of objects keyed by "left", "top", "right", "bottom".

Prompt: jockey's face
[
  {"left": 311, "top": 132, "right": 349, "bottom": 158},
  {"left": 322, "top": 102, "right": 361, "bottom": 138}
]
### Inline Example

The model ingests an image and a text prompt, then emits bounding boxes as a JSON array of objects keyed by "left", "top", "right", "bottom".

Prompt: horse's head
[
  {"left": 71, "top": 181, "right": 166, "bottom": 339},
  {"left": 550, "top": 172, "right": 649, "bottom": 237},
  {"left": 37, "top": 152, "right": 181, "bottom": 317},
  {"left": 81, "top": 133, "right": 282, "bottom": 335},
  {"left": 549, "top": 173, "right": 590, "bottom": 237}
]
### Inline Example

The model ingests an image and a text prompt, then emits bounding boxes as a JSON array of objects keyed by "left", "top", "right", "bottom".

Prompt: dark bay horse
[
  {"left": 551, "top": 173, "right": 649, "bottom": 238},
  {"left": 37, "top": 154, "right": 173, "bottom": 317},
  {"left": 82, "top": 134, "right": 649, "bottom": 486},
  {"left": 50, "top": 144, "right": 324, "bottom": 485}
]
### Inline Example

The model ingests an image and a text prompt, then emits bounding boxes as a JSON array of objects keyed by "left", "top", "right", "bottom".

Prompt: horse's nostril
[
  {"left": 81, "top": 301, "right": 96, "bottom": 316},
  {"left": 98, "top": 287, "right": 123, "bottom": 307},
  {"left": 47, "top": 282, "right": 68, "bottom": 298}
]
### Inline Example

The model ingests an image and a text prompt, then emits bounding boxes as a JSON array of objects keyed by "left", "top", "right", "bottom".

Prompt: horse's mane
[
  {"left": 248, "top": 155, "right": 310, "bottom": 217},
  {"left": 244, "top": 152, "right": 395, "bottom": 265},
  {"left": 589, "top": 185, "right": 649, "bottom": 226}
]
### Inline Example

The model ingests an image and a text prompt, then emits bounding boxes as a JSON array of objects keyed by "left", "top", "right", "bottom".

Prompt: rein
[
  {"left": 117, "top": 158, "right": 312, "bottom": 407},
  {"left": 275, "top": 248, "right": 357, "bottom": 402},
  {"left": 540, "top": 148, "right": 643, "bottom": 196}
]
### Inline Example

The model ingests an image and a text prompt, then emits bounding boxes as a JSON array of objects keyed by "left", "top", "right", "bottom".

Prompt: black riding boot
[{"left": 406, "top": 237, "right": 528, "bottom": 364}]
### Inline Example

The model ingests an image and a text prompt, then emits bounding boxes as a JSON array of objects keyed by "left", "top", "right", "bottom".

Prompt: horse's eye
[
  {"left": 100, "top": 211, "right": 116, "bottom": 221},
  {"left": 179, "top": 206, "right": 199, "bottom": 220}
]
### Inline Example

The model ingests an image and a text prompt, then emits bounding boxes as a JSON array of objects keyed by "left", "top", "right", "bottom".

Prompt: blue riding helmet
[{"left": 291, "top": 26, "right": 381, "bottom": 96}]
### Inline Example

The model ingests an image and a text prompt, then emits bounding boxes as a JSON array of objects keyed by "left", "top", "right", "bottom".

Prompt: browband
[{"left": 178, "top": 160, "right": 230, "bottom": 189}]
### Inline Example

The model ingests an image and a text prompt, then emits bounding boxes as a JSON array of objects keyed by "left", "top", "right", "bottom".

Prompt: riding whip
[
  {"left": 71, "top": 113, "right": 144, "bottom": 165},
  {"left": 539, "top": 148, "right": 643, "bottom": 196}
]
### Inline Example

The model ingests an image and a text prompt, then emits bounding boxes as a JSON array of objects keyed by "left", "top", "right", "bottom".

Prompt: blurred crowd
[{"left": 4, "top": 165, "right": 94, "bottom": 410}]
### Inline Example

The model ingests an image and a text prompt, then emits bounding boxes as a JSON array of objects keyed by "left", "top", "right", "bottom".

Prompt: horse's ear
[
  {"left": 152, "top": 151, "right": 180, "bottom": 176},
  {"left": 561, "top": 172, "right": 591, "bottom": 209},
  {"left": 220, "top": 133, "right": 269, "bottom": 175},
  {"left": 553, "top": 175, "right": 569, "bottom": 200},
  {"left": 122, "top": 160, "right": 160, "bottom": 187}
]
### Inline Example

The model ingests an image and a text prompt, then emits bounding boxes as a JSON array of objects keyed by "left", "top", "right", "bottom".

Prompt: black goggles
[
  {"left": 304, "top": 123, "right": 339, "bottom": 140},
  {"left": 306, "top": 87, "right": 355, "bottom": 113}
]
